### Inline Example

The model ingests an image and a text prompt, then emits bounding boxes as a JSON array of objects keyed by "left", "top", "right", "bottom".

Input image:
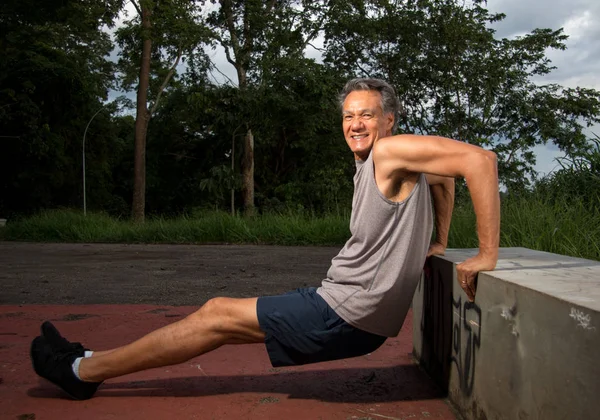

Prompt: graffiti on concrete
[
  {"left": 418, "top": 260, "right": 483, "bottom": 395},
  {"left": 569, "top": 307, "right": 596, "bottom": 330},
  {"left": 451, "top": 296, "right": 482, "bottom": 397}
]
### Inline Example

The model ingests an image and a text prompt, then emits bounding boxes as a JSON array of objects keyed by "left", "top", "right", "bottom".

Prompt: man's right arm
[{"left": 373, "top": 134, "right": 500, "bottom": 301}]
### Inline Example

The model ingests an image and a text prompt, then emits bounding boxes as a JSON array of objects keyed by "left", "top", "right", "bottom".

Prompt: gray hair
[{"left": 338, "top": 78, "right": 401, "bottom": 134}]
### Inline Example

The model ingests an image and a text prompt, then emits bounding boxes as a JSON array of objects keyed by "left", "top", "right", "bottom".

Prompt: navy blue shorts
[{"left": 256, "top": 287, "right": 387, "bottom": 367}]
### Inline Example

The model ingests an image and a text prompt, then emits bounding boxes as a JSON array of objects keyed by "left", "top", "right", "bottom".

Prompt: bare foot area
[{"left": 0, "top": 242, "right": 341, "bottom": 305}]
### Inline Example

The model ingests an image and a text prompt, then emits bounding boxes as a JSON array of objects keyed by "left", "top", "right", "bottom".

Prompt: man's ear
[{"left": 386, "top": 113, "right": 394, "bottom": 132}]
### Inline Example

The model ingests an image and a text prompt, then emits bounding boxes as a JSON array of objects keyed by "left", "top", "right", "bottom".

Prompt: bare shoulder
[
  {"left": 372, "top": 138, "right": 408, "bottom": 181},
  {"left": 372, "top": 134, "right": 496, "bottom": 180},
  {"left": 372, "top": 135, "right": 427, "bottom": 181}
]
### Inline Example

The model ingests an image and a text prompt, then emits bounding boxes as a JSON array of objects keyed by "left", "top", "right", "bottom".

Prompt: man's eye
[
  {"left": 344, "top": 115, "right": 353, "bottom": 121},
  {"left": 362, "top": 114, "right": 373, "bottom": 119}
]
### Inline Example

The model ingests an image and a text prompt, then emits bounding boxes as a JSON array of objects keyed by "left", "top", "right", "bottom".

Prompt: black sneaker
[
  {"left": 41, "top": 321, "right": 88, "bottom": 355},
  {"left": 30, "top": 335, "right": 102, "bottom": 400}
]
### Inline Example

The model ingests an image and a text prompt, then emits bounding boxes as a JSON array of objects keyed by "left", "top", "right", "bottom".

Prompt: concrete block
[{"left": 412, "top": 247, "right": 600, "bottom": 420}]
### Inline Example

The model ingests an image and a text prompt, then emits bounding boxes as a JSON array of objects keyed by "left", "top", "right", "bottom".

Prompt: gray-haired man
[{"left": 31, "top": 78, "right": 500, "bottom": 399}]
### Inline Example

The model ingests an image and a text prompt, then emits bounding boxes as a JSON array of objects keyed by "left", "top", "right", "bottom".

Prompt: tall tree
[
  {"left": 324, "top": 0, "right": 600, "bottom": 189},
  {"left": 116, "top": 0, "right": 209, "bottom": 222},
  {"left": 205, "top": 0, "right": 329, "bottom": 215},
  {"left": 249, "top": 58, "right": 351, "bottom": 213},
  {"left": 143, "top": 82, "right": 232, "bottom": 215},
  {"left": 0, "top": 0, "right": 123, "bottom": 215}
]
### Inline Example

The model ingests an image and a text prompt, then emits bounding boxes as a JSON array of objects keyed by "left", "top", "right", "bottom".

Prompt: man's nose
[{"left": 351, "top": 118, "right": 364, "bottom": 131}]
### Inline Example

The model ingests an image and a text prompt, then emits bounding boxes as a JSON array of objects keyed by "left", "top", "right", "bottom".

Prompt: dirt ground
[{"left": 0, "top": 242, "right": 341, "bottom": 305}]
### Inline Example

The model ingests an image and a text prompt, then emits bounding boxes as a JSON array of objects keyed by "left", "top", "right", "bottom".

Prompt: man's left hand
[
  {"left": 423, "top": 242, "right": 446, "bottom": 279},
  {"left": 456, "top": 253, "right": 497, "bottom": 302},
  {"left": 426, "top": 242, "right": 446, "bottom": 258}
]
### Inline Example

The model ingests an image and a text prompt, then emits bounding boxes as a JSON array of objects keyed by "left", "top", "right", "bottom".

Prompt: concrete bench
[{"left": 412, "top": 247, "right": 600, "bottom": 420}]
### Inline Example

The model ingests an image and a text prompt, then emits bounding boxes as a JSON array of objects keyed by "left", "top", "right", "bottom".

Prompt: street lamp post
[{"left": 82, "top": 105, "right": 108, "bottom": 216}]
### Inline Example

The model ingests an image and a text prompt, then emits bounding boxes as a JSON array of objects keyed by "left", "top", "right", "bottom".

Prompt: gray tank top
[{"left": 317, "top": 151, "right": 433, "bottom": 337}]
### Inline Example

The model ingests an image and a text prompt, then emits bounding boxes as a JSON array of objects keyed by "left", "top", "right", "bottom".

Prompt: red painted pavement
[{"left": 0, "top": 306, "right": 456, "bottom": 420}]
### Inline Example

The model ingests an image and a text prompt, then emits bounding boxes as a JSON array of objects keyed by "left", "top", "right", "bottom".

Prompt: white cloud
[
  {"left": 487, "top": 0, "right": 594, "bottom": 39},
  {"left": 488, "top": 0, "right": 600, "bottom": 90},
  {"left": 487, "top": 0, "right": 600, "bottom": 175}
]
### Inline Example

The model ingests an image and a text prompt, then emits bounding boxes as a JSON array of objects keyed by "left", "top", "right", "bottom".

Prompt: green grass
[
  {"left": 497, "top": 197, "right": 600, "bottom": 261},
  {"left": 1, "top": 210, "right": 351, "bottom": 246},
  {"left": 2, "top": 197, "right": 599, "bottom": 261},
  {"left": 448, "top": 197, "right": 600, "bottom": 261}
]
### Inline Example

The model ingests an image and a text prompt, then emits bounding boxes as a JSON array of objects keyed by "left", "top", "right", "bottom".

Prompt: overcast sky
[
  {"left": 112, "top": 0, "right": 599, "bottom": 176},
  {"left": 487, "top": 0, "right": 600, "bottom": 175}
]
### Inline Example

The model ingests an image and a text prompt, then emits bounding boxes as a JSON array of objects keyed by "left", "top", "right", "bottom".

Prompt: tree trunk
[
  {"left": 242, "top": 128, "right": 254, "bottom": 216},
  {"left": 132, "top": 4, "right": 152, "bottom": 223},
  {"left": 236, "top": 64, "right": 254, "bottom": 216},
  {"left": 231, "top": 130, "right": 235, "bottom": 216}
]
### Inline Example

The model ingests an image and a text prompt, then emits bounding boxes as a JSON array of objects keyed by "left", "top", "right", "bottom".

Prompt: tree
[
  {"left": 205, "top": 0, "right": 330, "bottom": 215},
  {"left": 249, "top": 58, "right": 352, "bottom": 213},
  {"left": 143, "top": 83, "right": 235, "bottom": 215},
  {"left": 0, "top": 0, "right": 123, "bottom": 215},
  {"left": 535, "top": 135, "right": 600, "bottom": 210},
  {"left": 324, "top": 0, "right": 600, "bottom": 189},
  {"left": 116, "top": 0, "right": 210, "bottom": 222}
]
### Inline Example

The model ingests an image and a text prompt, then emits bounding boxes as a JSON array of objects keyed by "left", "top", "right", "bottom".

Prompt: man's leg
[
  {"left": 78, "top": 297, "right": 263, "bottom": 382},
  {"left": 32, "top": 296, "right": 265, "bottom": 400}
]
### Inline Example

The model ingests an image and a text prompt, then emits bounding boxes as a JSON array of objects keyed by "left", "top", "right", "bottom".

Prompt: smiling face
[{"left": 342, "top": 90, "right": 394, "bottom": 161}]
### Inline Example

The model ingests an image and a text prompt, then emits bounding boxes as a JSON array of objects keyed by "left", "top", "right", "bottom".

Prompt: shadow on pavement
[{"left": 28, "top": 364, "right": 444, "bottom": 403}]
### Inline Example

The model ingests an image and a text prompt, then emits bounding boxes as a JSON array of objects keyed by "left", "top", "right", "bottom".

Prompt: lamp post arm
[{"left": 82, "top": 105, "right": 109, "bottom": 215}]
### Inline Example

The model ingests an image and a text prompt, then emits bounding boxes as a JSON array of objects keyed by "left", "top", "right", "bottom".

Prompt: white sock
[
  {"left": 84, "top": 351, "right": 94, "bottom": 358},
  {"left": 71, "top": 357, "right": 83, "bottom": 380}
]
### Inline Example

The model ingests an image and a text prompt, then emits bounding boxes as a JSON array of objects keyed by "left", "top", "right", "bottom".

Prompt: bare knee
[
  {"left": 187, "top": 297, "right": 263, "bottom": 343},
  {"left": 188, "top": 297, "right": 236, "bottom": 331},
  {"left": 197, "top": 297, "right": 231, "bottom": 318}
]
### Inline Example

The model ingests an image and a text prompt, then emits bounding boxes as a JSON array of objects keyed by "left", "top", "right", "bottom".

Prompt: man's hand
[
  {"left": 456, "top": 253, "right": 498, "bottom": 302},
  {"left": 423, "top": 242, "right": 446, "bottom": 279},
  {"left": 426, "top": 242, "right": 446, "bottom": 258}
]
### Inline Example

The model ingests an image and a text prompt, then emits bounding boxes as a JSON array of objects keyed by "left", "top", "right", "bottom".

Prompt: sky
[
  {"left": 486, "top": 0, "right": 600, "bottom": 175},
  {"left": 111, "top": 0, "right": 600, "bottom": 177}
]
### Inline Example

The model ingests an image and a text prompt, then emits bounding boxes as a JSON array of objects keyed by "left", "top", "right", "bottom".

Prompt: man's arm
[
  {"left": 425, "top": 174, "right": 455, "bottom": 256},
  {"left": 373, "top": 134, "right": 500, "bottom": 301}
]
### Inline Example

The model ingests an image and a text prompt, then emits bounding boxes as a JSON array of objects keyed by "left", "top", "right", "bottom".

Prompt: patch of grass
[
  {"left": 498, "top": 196, "right": 600, "bottom": 261},
  {"left": 448, "top": 202, "right": 479, "bottom": 249},
  {"left": 3, "top": 197, "right": 598, "bottom": 262},
  {"left": 2, "top": 210, "right": 350, "bottom": 246},
  {"left": 449, "top": 196, "right": 600, "bottom": 261}
]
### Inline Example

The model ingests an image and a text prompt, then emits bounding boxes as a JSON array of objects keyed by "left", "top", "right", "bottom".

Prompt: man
[{"left": 31, "top": 78, "right": 500, "bottom": 400}]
